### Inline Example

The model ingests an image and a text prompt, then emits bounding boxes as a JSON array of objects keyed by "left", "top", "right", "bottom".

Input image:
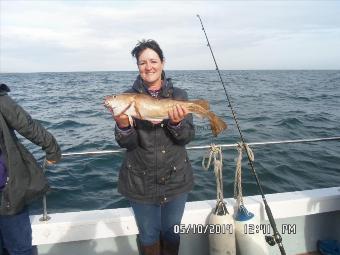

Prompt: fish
[{"left": 103, "top": 93, "right": 227, "bottom": 136}]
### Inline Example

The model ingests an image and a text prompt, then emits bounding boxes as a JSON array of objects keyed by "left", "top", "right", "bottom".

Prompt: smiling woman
[
  {"left": 136, "top": 48, "right": 164, "bottom": 89},
  {"left": 132, "top": 40, "right": 165, "bottom": 90},
  {"left": 106, "top": 39, "right": 196, "bottom": 255}
]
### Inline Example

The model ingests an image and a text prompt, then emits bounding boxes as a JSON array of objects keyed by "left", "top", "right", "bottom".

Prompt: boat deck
[{"left": 33, "top": 187, "right": 340, "bottom": 255}]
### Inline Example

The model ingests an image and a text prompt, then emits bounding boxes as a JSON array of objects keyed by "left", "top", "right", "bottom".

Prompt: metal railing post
[{"left": 39, "top": 159, "right": 51, "bottom": 222}]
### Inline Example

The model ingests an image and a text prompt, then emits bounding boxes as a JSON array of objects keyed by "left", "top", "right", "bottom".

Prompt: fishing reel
[{"left": 265, "top": 233, "right": 283, "bottom": 246}]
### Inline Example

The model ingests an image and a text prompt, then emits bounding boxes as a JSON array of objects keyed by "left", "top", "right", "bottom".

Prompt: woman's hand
[
  {"left": 108, "top": 108, "right": 130, "bottom": 128},
  {"left": 114, "top": 114, "right": 130, "bottom": 128},
  {"left": 168, "top": 104, "right": 188, "bottom": 125}
]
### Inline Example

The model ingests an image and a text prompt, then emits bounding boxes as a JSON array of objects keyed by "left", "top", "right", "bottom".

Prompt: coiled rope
[
  {"left": 202, "top": 144, "right": 228, "bottom": 215},
  {"left": 234, "top": 142, "right": 254, "bottom": 209}
]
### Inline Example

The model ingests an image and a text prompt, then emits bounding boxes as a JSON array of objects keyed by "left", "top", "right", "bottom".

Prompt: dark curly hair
[{"left": 131, "top": 39, "right": 164, "bottom": 63}]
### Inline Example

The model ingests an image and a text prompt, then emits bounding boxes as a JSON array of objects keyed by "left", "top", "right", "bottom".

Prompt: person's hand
[
  {"left": 108, "top": 107, "right": 130, "bottom": 128},
  {"left": 168, "top": 104, "right": 188, "bottom": 125},
  {"left": 114, "top": 114, "right": 130, "bottom": 128},
  {"left": 46, "top": 160, "right": 57, "bottom": 165}
]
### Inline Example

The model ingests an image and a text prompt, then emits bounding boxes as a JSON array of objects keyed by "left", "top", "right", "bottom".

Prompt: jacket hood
[
  {"left": 131, "top": 71, "right": 174, "bottom": 98},
  {"left": 0, "top": 84, "right": 10, "bottom": 96}
]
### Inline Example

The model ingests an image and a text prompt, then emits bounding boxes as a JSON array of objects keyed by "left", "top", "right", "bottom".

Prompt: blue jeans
[
  {"left": 130, "top": 193, "right": 188, "bottom": 246},
  {"left": 0, "top": 207, "right": 33, "bottom": 255}
]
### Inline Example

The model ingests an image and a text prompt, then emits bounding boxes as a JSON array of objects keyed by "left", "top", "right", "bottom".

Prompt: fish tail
[
  {"left": 186, "top": 102, "right": 227, "bottom": 136},
  {"left": 207, "top": 112, "right": 227, "bottom": 136},
  {"left": 191, "top": 99, "right": 210, "bottom": 110}
]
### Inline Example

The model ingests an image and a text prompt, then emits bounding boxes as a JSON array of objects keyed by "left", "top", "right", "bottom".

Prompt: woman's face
[{"left": 137, "top": 48, "right": 164, "bottom": 88}]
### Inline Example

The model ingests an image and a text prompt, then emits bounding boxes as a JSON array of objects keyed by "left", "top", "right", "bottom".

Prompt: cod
[{"left": 104, "top": 93, "right": 227, "bottom": 137}]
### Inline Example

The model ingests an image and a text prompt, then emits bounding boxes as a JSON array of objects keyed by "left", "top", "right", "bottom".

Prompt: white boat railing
[
  {"left": 40, "top": 136, "right": 340, "bottom": 222},
  {"left": 60, "top": 136, "right": 340, "bottom": 157}
]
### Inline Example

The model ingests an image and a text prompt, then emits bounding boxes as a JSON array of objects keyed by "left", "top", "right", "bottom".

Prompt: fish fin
[
  {"left": 119, "top": 101, "right": 134, "bottom": 116},
  {"left": 133, "top": 101, "right": 143, "bottom": 120},
  {"left": 191, "top": 99, "right": 210, "bottom": 110},
  {"left": 186, "top": 104, "right": 208, "bottom": 117},
  {"left": 128, "top": 116, "right": 134, "bottom": 126},
  {"left": 207, "top": 112, "right": 227, "bottom": 137}
]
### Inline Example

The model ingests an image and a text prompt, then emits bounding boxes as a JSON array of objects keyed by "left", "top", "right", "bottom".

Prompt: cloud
[{"left": 1, "top": 1, "right": 340, "bottom": 72}]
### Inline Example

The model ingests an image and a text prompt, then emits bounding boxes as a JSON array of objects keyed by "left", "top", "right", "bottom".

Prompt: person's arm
[
  {"left": 0, "top": 95, "right": 61, "bottom": 163},
  {"left": 112, "top": 113, "right": 139, "bottom": 150},
  {"left": 114, "top": 125, "right": 139, "bottom": 150}
]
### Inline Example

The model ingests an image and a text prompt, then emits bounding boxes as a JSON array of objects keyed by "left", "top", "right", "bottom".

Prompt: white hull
[{"left": 32, "top": 187, "right": 340, "bottom": 255}]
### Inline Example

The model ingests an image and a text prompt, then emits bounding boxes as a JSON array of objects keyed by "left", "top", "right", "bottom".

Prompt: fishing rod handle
[{"left": 264, "top": 200, "right": 286, "bottom": 254}]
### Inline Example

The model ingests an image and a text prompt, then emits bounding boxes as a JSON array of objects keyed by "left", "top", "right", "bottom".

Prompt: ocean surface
[{"left": 0, "top": 70, "right": 339, "bottom": 215}]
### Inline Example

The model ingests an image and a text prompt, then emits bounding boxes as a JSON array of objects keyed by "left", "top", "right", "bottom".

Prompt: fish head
[{"left": 103, "top": 94, "right": 135, "bottom": 116}]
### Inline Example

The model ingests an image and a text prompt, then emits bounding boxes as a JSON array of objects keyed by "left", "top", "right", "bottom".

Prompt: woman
[{"left": 113, "top": 40, "right": 195, "bottom": 255}]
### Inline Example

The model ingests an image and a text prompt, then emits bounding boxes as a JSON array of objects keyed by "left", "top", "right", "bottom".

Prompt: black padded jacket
[
  {"left": 115, "top": 75, "right": 195, "bottom": 204},
  {"left": 0, "top": 84, "right": 61, "bottom": 215}
]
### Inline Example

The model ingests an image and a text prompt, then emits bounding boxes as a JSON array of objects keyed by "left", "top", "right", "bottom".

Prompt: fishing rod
[{"left": 196, "top": 14, "right": 286, "bottom": 255}]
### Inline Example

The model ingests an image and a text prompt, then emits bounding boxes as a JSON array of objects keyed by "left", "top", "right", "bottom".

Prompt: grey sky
[{"left": 1, "top": 1, "right": 340, "bottom": 73}]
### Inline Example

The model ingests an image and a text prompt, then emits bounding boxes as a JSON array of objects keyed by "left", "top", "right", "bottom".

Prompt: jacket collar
[{"left": 131, "top": 71, "right": 174, "bottom": 98}]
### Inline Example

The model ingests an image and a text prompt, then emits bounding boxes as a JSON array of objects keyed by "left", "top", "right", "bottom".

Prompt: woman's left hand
[{"left": 168, "top": 104, "right": 188, "bottom": 125}]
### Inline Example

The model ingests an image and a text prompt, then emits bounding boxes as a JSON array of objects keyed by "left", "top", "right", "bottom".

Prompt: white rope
[
  {"left": 234, "top": 142, "right": 254, "bottom": 208},
  {"left": 202, "top": 144, "right": 224, "bottom": 202}
]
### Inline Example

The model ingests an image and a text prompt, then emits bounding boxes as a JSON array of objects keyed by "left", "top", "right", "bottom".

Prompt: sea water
[{"left": 0, "top": 70, "right": 339, "bottom": 214}]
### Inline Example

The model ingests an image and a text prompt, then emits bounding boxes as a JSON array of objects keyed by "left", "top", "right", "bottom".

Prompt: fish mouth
[{"left": 103, "top": 96, "right": 114, "bottom": 109}]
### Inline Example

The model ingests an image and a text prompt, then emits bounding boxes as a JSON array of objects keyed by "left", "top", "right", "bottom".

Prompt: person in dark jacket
[
  {"left": 109, "top": 39, "right": 195, "bottom": 255},
  {"left": 0, "top": 83, "right": 61, "bottom": 255}
]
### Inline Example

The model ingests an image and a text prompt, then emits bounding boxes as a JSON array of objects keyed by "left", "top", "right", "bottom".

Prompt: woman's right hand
[
  {"left": 114, "top": 114, "right": 131, "bottom": 128},
  {"left": 108, "top": 107, "right": 130, "bottom": 128}
]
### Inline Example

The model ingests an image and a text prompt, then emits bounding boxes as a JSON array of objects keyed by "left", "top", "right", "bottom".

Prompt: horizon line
[{"left": 1, "top": 68, "right": 339, "bottom": 75}]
